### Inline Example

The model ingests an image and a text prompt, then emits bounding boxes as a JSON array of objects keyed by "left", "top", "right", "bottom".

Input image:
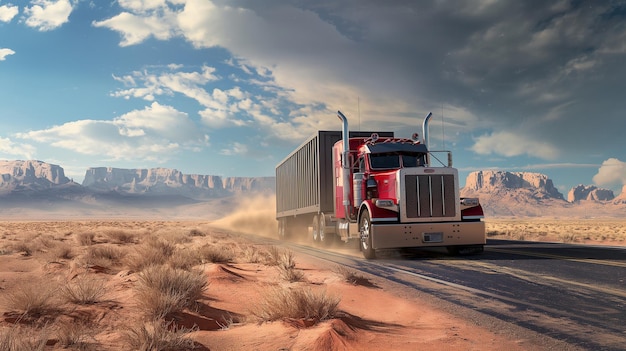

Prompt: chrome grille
[{"left": 405, "top": 174, "right": 456, "bottom": 218}]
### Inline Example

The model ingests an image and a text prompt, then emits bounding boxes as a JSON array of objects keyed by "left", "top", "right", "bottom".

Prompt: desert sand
[{"left": 0, "top": 218, "right": 581, "bottom": 351}]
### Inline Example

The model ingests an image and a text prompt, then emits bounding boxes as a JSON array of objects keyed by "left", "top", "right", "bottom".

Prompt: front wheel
[{"left": 359, "top": 210, "right": 376, "bottom": 259}]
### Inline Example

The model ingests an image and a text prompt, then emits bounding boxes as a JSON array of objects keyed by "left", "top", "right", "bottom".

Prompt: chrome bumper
[{"left": 370, "top": 221, "right": 485, "bottom": 249}]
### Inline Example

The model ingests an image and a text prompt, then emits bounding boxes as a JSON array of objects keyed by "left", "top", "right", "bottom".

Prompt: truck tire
[
  {"left": 278, "top": 218, "right": 287, "bottom": 240},
  {"left": 359, "top": 210, "right": 376, "bottom": 259},
  {"left": 318, "top": 212, "right": 334, "bottom": 246},
  {"left": 312, "top": 215, "right": 320, "bottom": 243}
]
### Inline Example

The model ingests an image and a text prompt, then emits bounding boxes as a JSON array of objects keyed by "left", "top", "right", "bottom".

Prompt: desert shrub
[
  {"left": 0, "top": 325, "right": 49, "bottom": 351},
  {"left": 76, "top": 232, "right": 95, "bottom": 246},
  {"left": 56, "top": 320, "right": 95, "bottom": 349},
  {"left": 188, "top": 228, "right": 206, "bottom": 237},
  {"left": 168, "top": 248, "right": 201, "bottom": 270},
  {"left": 10, "top": 241, "right": 34, "bottom": 256},
  {"left": 124, "top": 319, "right": 197, "bottom": 351},
  {"left": 253, "top": 286, "right": 340, "bottom": 324},
  {"left": 197, "top": 244, "right": 234, "bottom": 263},
  {"left": 560, "top": 233, "right": 578, "bottom": 243},
  {"left": 332, "top": 265, "right": 366, "bottom": 285},
  {"left": 154, "top": 229, "right": 192, "bottom": 245},
  {"left": 239, "top": 244, "right": 263, "bottom": 263},
  {"left": 265, "top": 246, "right": 283, "bottom": 266},
  {"left": 135, "top": 265, "right": 208, "bottom": 319},
  {"left": 87, "top": 245, "right": 126, "bottom": 260},
  {"left": 272, "top": 249, "right": 305, "bottom": 282},
  {"left": 126, "top": 237, "right": 175, "bottom": 272},
  {"left": 60, "top": 275, "right": 107, "bottom": 305},
  {"left": 79, "top": 244, "right": 127, "bottom": 273},
  {"left": 2, "top": 281, "right": 61, "bottom": 318},
  {"left": 486, "top": 230, "right": 503, "bottom": 237},
  {"left": 51, "top": 242, "right": 74, "bottom": 260},
  {"left": 104, "top": 229, "right": 137, "bottom": 244}
]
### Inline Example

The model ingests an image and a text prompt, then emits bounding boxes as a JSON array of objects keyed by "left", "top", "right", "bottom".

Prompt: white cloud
[
  {"left": 220, "top": 142, "right": 248, "bottom": 156},
  {"left": 592, "top": 158, "right": 626, "bottom": 186},
  {"left": 0, "top": 4, "right": 19, "bottom": 22},
  {"left": 118, "top": 0, "right": 168, "bottom": 13},
  {"left": 24, "top": 0, "right": 73, "bottom": 31},
  {"left": 0, "top": 137, "right": 36, "bottom": 159},
  {"left": 0, "top": 48, "right": 15, "bottom": 61},
  {"left": 92, "top": 3, "right": 179, "bottom": 46},
  {"left": 15, "top": 102, "right": 209, "bottom": 162},
  {"left": 471, "top": 131, "right": 559, "bottom": 160}
]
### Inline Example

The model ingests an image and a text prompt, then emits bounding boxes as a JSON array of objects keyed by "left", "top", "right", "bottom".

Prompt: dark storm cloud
[{"left": 254, "top": 0, "right": 626, "bottom": 159}]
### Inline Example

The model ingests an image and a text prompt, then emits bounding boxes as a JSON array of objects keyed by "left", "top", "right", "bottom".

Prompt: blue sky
[{"left": 1, "top": 0, "right": 625, "bottom": 195}]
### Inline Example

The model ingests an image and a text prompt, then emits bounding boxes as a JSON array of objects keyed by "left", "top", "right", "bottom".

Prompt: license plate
[{"left": 423, "top": 232, "right": 443, "bottom": 243}]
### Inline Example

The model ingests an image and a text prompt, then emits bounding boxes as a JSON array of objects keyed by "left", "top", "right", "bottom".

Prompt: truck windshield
[{"left": 369, "top": 153, "right": 425, "bottom": 169}]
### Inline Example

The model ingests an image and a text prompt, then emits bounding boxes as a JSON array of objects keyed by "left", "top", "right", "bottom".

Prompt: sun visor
[{"left": 365, "top": 143, "right": 428, "bottom": 154}]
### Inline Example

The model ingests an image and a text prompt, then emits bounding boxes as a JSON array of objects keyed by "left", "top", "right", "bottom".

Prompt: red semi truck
[{"left": 275, "top": 110, "right": 485, "bottom": 259}]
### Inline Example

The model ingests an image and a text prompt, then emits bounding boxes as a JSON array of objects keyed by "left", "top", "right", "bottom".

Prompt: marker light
[{"left": 460, "top": 198, "right": 479, "bottom": 206}]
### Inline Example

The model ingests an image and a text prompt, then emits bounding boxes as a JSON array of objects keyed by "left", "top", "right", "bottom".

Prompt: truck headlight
[
  {"left": 460, "top": 198, "right": 479, "bottom": 207},
  {"left": 375, "top": 199, "right": 394, "bottom": 208}
]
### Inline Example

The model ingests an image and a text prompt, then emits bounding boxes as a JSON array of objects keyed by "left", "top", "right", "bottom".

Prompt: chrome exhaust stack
[
  {"left": 337, "top": 110, "right": 352, "bottom": 218},
  {"left": 421, "top": 112, "right": 433, "bottom": 166}
]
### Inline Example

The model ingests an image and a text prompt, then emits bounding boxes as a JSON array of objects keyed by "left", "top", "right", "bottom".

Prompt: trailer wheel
[
  {"left": 318, "top": 212, "right": 334, "bottom": 246},
  {"left": 312, "top": 215, "right": 320, "bottom": 243},
  {"left": 278, "top": 218, "right": 290, "bottom": 240},
  {"left": 359, "top": 210, "right": 376, "bottom": 259}
]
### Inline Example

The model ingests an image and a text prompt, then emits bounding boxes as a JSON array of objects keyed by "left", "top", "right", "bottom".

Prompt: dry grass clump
[
  {"left": 11, "top": 242, "right": 34, "bottom": 256},
  {"left": 76, "top": 232, "right": 96, "bottom": 246},
  {"left": 168, "top": 247, "right": 202, "bottom": 270},
  {"left": 253, "top": 286, "right": 340, "bottom": 324},
  {"left": 239, "top": 244, "right": 264, "bottom": 263},
  {"left": 55, "top": 320, "right": 95, "bottom": 349},
  {"left": 332, "top": 265, "right": 367, "bottom": 285},
  {"left": 0, "top": 325, "right": 49, "bottom": 351},
  {"left": 188, "top": 228, "right": 206, "bottom": 237},
  {"left": 2, "top": 280, "right": 61, "bottom": 318},
  {"left": 197, "top": 243, "right": 234, "bottom": 263},
  {"left": 103, "top": 229, "right": 137, "bottom": 244},
  {"left": 51, "top": 242, "right": 75, "bottom": 260},
  {"left": 126, "top": 237, "right": 175, "bottom": 272},
  {"left": 80, "top": 244, "right": 127, "bottom": 272},
  {"left": 60, "top": 275, "right": 107, "bottom": 305},
  {"left": 135, "top": 265, "right": 208, "bottom": 319},
  {"left": 153, "top": 229, "right": 193, "bottom": 245},
  {"left": 275, "top": 249, "right": 305, "bottom": 282},
  {"left": 265, "top": 245, "right": 286, "bottom": 266},
  {"left": 124, "top": 319, "right": 197, "bottom": 351}
]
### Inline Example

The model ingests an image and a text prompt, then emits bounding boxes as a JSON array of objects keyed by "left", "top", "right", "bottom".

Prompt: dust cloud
[{"left": 211, "top": 194, "right": 278, "bottom": 238}]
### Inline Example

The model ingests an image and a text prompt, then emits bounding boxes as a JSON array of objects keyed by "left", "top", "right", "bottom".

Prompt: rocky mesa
[
  {"left": 461, "top": 170, "right": 625, "bottom": 217},
  {"left": 567, "top": 184, "right": 615, "bottom": 202},
  {"left": 82, "top": 167, "right": 275, "bottom": 199},
  {"left": 0, "top": 160, "right": 73, "bottom": 193}
]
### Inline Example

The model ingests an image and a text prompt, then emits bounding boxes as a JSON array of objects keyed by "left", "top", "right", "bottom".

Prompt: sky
[{"left": 1, "top": 0, "right": 626, "bottom": 195}]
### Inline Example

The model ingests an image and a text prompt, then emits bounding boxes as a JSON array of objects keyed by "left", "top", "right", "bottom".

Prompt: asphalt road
[{"left": 280, "top": 238, "right": 626, "bottom": 351}]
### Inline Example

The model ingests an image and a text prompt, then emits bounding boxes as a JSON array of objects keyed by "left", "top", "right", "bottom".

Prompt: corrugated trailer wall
[
  {"left": 276, "top": 131, "right": 341, "bottom": 218},
  {"left": 276, "top": 130, "right": 393, "bottom": 219}
]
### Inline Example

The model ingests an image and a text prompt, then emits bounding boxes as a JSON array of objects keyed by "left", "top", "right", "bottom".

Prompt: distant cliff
[
  {"left": 461, "top": 171, "right": 625, "bottom": 217},
  {"left": 82, "top": 167, "right": 275, "bottom": 199},
  {"left": 463, "top": 170, "right": 563, "bottom": 200},
  {"left": 567, "top": 185, "right": 614, "bottom": 202},
  {"left": 0, "top": 160, "right": 71, "bottom": 192}
]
